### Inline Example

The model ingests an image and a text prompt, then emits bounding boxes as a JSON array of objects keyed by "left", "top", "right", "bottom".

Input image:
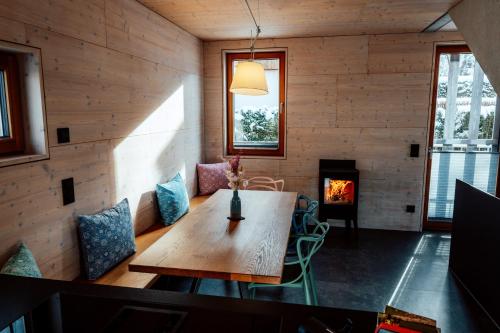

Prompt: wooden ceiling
[{"left": 138, "top": 0, "right": 460, "bottom": 40}]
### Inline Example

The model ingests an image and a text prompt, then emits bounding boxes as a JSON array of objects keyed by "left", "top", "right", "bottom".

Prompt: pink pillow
[{"left": 197, "top": 163, "right": 229, "bottom": 195}]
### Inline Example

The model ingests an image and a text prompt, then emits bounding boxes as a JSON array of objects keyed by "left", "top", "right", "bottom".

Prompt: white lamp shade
[{"left": 230, "top": 61, "right": 269, "bottom": 96}]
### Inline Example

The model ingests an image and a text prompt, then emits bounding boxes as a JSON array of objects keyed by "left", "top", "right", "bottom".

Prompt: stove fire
[
  {"left": 324, "top": 179, "right": 355, "bottom": 205},
  {"left": 319, "top": 159, "right": 359, "bottom": 229}
]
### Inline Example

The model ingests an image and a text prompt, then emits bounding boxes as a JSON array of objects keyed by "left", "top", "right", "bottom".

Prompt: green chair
[
  {"left": 248, "top": 215, "right": 329, "bottom": 306},
  {"left": 288, "top": 197, "right": 319, "bottom": 257},
  {"left": 292, "top": 194, "right": 319, "bottom": 235}
]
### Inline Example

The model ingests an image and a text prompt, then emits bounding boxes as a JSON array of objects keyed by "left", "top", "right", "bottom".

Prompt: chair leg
[
  {"left": 309, "top": 266, "right": 318, "bottom": 306},
  {"left": 189, "top": 277, "right": 201, "bottom": 294},
  {"left": 249, "top": 287, "right": 256, "bottom": 299},
  {"left": 237, "top": 281, "right": 250, "bottom": 299},
  {"left": 303, "top": 276, "right": 312, "bottom": 306}
]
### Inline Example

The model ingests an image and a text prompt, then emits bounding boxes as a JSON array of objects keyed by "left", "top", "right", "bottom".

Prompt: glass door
[{"left": 424, "top": 45, "right": 500, "bottom": 230}]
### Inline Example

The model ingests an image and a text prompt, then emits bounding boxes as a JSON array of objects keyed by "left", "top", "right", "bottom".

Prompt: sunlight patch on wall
[
  {"left": 112, "top": 85, "right": 186, "bottom": 230},
  {"left": 129, "top": 85, "right": 185, "bottom": 136}
]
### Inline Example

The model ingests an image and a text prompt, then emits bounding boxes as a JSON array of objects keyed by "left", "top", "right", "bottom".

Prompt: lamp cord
[{"left": 243, "top": 0, "right": 261, "bottom": 59}]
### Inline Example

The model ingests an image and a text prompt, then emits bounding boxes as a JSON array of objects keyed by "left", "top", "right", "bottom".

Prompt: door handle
[{"left": 279, "top": 102, "right": 284, "bottom": 114}]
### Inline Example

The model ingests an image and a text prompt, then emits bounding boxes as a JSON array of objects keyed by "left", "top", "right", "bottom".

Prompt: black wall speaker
[
  {"left": 61, "top": 178, "right": 75, "bottom": 206},
  {"left": 57, "top": 128, "right": 70, "bottom": 144}
]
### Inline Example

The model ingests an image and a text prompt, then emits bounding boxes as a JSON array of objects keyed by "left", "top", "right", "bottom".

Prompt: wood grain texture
[
  {"left": 0, "top": 0, "right": 106, "bottom": 46},
  {"left": 129, "top": 190, "right": 297, "bottom": 284},
  {"left": 138, "top": 0, "right": 459, "bottom": 40},
  {"left": 0, "top": 0, "right": 203, "bottom": 281},
  {"left": 105, "top": 0, "right": 203, "bottom": 74},
  {"left": 203, "top": 32, "right": 464, "bottom": 231}
]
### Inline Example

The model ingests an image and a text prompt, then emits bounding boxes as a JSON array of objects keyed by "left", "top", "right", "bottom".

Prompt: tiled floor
[{"left": 152, "top": 228, "right": 498, "bottom": 333}]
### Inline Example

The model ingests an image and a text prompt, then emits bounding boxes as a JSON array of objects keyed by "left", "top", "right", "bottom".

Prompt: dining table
[{"left": 129, "top": 189, "right": 298, "bottom": 288}]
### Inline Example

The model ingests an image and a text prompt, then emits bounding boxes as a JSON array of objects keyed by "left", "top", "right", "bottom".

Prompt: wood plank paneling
[
  {"left": 0, "top": 141, "right": 114, "bottom": 280},
  {"left": 0, "top": 0, "right": 106, "bottom": 46},
  {"left": 288, "top": 36, "right": 369, "bottom": 76},
  {"left": 336, "top": 73, "right": 432, "bottom": 128},
  {"left": 138, "top": 0, "right": 459, "bottom": 40},
  {"left": 0, "top": 0, "right": 203, "bottom": 280},
  {"left": 25, "top": 25, "right": 202, "bottom": 146},
  {"left": 287, "top": 75, "right": 337, "bottom": 128},
  {"left": 204, "top": 32, "right": 463, "bottom": 231},
  {"left": 105, "top": 0, "right": 202, "bottom": 74},
  {"left": 0, "top": 16, "right": 26, "bottom": 44},
  {"left": 368, "top": 32, "right": 464, "bottom": 74}
]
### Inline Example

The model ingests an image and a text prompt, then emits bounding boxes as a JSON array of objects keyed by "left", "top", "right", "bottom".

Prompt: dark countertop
[{"left": 0, "top": 274, "right": 377, "bottom": 333}]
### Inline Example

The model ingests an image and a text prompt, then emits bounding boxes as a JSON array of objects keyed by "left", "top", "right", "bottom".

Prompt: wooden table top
[{"left": 129, "top": 189, "right": 297, "bottom": 284}]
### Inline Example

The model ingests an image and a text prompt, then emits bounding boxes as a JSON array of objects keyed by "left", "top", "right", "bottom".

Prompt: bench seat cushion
[{"left": 78, "top": 198, "right": 136, "bottom": 280}]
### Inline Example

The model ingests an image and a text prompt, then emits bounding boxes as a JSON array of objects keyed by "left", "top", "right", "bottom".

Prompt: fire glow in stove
[{"left": 318, "top": 159, "right": 359, "bottom": 229}]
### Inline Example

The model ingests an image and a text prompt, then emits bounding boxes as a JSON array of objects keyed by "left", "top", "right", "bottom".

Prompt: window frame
[
  {"left": 423, "top": 44, "right": 500, "bottom": 231},
  {"left": 0, "top": 52, "right": 24, "bottom": 155},
  {"left": 225, "top": 51, "right": 286, "bottom": 157}
]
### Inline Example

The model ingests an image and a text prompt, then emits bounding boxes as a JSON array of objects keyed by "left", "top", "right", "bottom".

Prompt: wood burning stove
[{"left": 318, "top": 159, "right": 359, "bottom": 229}]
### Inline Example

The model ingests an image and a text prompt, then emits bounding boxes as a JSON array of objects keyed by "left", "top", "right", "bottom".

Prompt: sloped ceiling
[
  {"left": 450, "top": 0, "right": 500, "bottom": 92},
  {"left": 138, "top": 0, "right": 460, "bottom": 40}
]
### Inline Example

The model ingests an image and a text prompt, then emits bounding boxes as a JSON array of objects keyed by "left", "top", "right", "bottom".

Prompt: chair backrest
[
  {"left": 296, "top": 214, "right": 329, "bottom": 272},
  {"left": 296, "top": 194, "right": 318, "bottom": 215},
  {"left": 243, "top": 176, "right": 285, "bottom": 192},
  {"left": 293, "top": 195, "right": 319, "bottom": 234}
]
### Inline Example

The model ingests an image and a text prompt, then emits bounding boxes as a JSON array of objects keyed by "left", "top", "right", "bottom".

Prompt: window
[
  {"left": 226, "top": 51, "right": 286, "bottom": 157},
  {"left": 0, "top": 41, "right": 48, "bottom": 168},
  {"left": 0, "top": 52, "right": 24, "bottom": 155},
  {"left": 425, "top": 45, "right": 499, "bottom": 223},
  {"left": 432, "top": 45, "right": 499, "bottom": 150}
]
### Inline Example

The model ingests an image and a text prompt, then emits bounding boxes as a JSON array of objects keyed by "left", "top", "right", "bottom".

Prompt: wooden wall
[
  {"left": 0, "top": 0, "right": 203, "bottom": 280},
  {"left": 204, "top": 32, "right": 463, "bottom": 231}
]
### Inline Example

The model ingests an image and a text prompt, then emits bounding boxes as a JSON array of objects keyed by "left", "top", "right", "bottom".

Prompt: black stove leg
[{"left": 345, "top": 219, "right": 351, "bottom": 230}]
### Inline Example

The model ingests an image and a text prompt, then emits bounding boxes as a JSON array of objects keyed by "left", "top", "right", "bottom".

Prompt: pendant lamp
[{"left": 229, "top": 1, "right": 268, "bottom": 96}]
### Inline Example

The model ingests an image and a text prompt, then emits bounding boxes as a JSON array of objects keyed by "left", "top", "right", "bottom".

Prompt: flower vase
[{"left": 230, "top": 190, "right": 241, "bottom": 220}]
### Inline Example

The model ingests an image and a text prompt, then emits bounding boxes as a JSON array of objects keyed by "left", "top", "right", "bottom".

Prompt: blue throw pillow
[
  {"left": 156, "top": 173, "right": 190, "bottom": 225},
  {"left": 77, "top": 198, "right": 136, "bottom": 280},
  {"left": 1, "top": 243, "right": 42, "bottom": 278}
]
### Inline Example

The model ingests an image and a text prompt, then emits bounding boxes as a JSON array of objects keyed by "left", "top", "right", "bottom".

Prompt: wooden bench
[{"left": 76, "top": 195, "right": 211, "bottom": 289}]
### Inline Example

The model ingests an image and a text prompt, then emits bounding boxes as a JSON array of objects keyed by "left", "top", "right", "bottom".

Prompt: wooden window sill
[
  {"left": 0, "top": 153, "right": 49, "bottom": 168},
  {"left": 224, "top": 153, "right": 287, "bottom": 160}
]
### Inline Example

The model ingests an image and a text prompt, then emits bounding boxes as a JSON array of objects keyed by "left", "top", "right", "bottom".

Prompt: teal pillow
[
  {"left": 156, "top": 173, "right": 190, "bottom": 225},
  {"left": 1, "top": 243, "right": 42, "bottom": 278}
]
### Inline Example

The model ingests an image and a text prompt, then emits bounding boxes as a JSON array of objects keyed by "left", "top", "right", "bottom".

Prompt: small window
[
  {"left": 0, "top": 52, "right": 24, "bottom": 155},
  {"left": 226, "top": 51, "right": 286, "bottom": 157}
]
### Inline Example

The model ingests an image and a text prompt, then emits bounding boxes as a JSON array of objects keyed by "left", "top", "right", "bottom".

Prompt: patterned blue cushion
[
  {"left": 156, "top": 173, "right": 190, "bottom": 225},
  {"left": 0, "top": 243, "right": 42, "bottom": 278},
  {"left": 77, "top": 199, "right": 136, "bottom": 280}
]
